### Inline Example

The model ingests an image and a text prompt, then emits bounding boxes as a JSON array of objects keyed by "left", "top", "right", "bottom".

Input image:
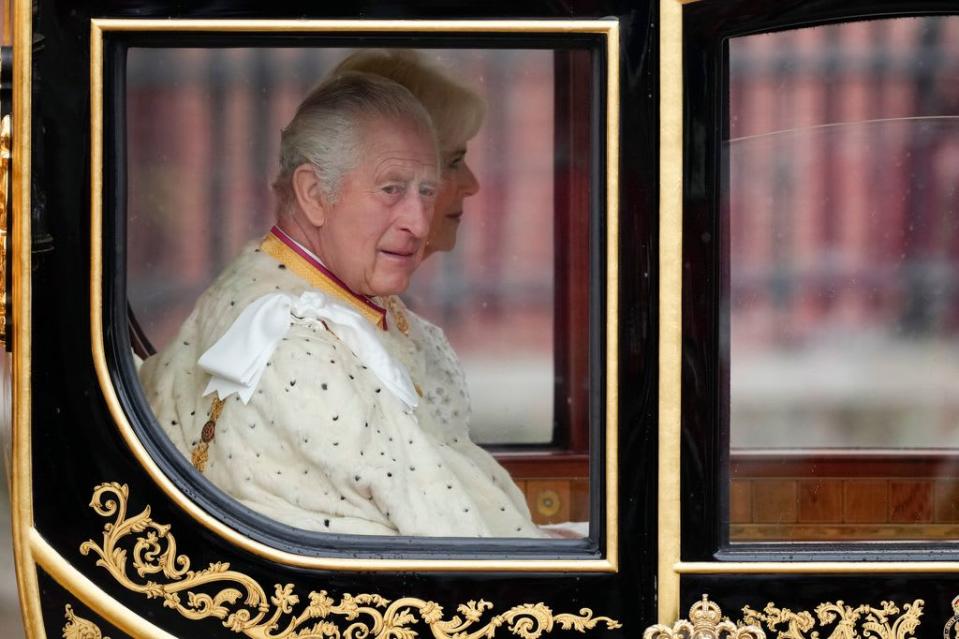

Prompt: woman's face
[{"left": 424, "top": 144, "right": 479, "bottom": 257}]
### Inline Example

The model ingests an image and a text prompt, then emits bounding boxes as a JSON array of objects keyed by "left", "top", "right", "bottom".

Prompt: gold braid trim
[
  {"left": 191, "top": 395, "right": 225, "bottom": 473},
  {"left": 260, "top": 231, "right": 386, "bottom": 329}
]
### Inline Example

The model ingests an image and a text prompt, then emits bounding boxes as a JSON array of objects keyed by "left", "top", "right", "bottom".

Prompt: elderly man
[{"left": 139, "top": 72, "right": 541, "bottom": 538}]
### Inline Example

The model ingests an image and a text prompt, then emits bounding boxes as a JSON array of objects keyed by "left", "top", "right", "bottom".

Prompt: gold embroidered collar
[{"left": 260, "top": 226, "right": 387, "bottom": 330}]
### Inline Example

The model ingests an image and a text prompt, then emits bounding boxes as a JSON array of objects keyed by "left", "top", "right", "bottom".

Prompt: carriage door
[
  {"left": 656, "top": 0, "right": 959, "bottom": 636},
  {"left": 2, "top": 1, "right": 669, "bottom": 637}
]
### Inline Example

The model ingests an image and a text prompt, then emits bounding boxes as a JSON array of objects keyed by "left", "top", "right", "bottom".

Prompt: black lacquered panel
[
  {"left": 26, "top": 1, "right": 660, "bottom": 637},
  {"left": 37, "top": 570, "right": 131, "bottom": 639}
]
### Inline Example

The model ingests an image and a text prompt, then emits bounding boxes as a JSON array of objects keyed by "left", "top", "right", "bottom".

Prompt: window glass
[
  {"left": 126, "top": 46, "right": 593, "bottom": 536},
  {"left": 727, "top": 17, "right": 959, "bottom": 541}
]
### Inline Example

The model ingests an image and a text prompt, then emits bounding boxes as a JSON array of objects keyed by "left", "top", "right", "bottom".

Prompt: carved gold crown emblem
[
  {"left": 943, "top": 594, "right": 959, "bottom": 639},
  {"left": 643, "top": 595, "right": 765, "bottom": 639}
]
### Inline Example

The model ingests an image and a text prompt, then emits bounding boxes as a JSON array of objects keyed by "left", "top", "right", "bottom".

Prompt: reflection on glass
[
  {"left": 127, "top": 48, "right": 556, "bottom": 447},
  {"left": 726, "top": 17, "right": 959, "bottom": 541},
  {"left": 127, "top": 49, "right": 589, "bottom": 536}
]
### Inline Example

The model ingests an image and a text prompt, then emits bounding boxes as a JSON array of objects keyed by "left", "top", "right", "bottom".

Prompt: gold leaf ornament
[
  {"left": 63, "top": 604, "right": 111, "bottom": 639},
  {"left": 742, "top": 599, "right": 923, "bottom": 639},
  {"left": 644, "top": 595, "right": 766, "bottom": 639},
  {"left": 80, "top": 482, "right": 622, "bottom": 638},
  {"left": 740, "top": 603, "right": 814, "bottom": 639}
]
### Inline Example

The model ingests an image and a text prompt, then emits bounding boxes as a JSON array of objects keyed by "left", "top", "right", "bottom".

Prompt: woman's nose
[{"left": 460, "top": 164, "right": 480, "bottom": 196}]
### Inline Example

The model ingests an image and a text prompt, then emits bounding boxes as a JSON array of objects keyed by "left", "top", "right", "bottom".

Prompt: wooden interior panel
[
  {"left": 731, "top": 453, "right": 959, "bottom": 540},
  {"left": 889, "top": 481, "right": 933, "bottom": 523},
  {"left": 730, "top": 479, "right": 752, "bottom": 523},
  {"left": 798, "top": 479, "right": 843, "bottom": 523},
  {"left": 752, "top": 480, "right": 798, "bottom": 524},
  {"left": 843, "top": 480, "right": 888, "bottom": 523},
  {"left": 497, "top": 452, "right": 589, "bottom": 524},
  {"left": 935, "top": 481, "right": 959, "bottom": 522}
]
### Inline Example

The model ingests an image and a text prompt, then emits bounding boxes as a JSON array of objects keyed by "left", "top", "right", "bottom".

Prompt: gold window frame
[
  {"left": 10, "top": 0, "right": 37, "bottom": 631},
  {"left": 82, "top": 18, "right": 621, "bottom": 573}
]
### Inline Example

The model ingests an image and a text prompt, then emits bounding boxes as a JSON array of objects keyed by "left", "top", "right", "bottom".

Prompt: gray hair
[
  {"left": 273, "top": 71, "right": 436, "bottom": 212},
  {"left": 332, "top": 49, "right": 486, "bottom": 155}
]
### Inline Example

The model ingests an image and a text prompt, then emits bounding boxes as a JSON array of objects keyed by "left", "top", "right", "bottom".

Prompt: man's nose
[{"left": 399, "top": 191, "right": 433, "bottom": 238}]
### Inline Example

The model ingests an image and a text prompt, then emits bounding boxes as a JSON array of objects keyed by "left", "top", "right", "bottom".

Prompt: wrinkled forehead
[{"left": 357, "top": 114, "right": 439, "bottom": 169}]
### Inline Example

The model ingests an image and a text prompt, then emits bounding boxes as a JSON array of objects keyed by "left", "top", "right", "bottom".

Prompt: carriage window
[
  {"left": 727, "top": 16, "right": 959, "bottom": 541},
  {"left": 125, "top": 46, "right": 596, "bottom": 536}
]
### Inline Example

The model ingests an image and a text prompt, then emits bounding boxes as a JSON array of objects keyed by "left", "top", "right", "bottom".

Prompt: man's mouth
[
  {"left": 446, "top": 210, "right": 464, "bottom": 220},
  {"left": 379, "top": 248, "right": 418, "bottom": 258}
]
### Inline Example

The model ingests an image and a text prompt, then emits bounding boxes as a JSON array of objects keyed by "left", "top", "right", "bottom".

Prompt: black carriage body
[
  {"left": 14, "top": 0, "right": 959, "bottom": 638},
  {"left": 20, "top": 2, "right": 657, "bottom": 638}
]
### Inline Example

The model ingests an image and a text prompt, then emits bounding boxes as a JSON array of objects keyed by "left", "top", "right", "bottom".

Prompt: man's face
[{"left": 316, "top": 117, "right": 439, "bottom": 297}]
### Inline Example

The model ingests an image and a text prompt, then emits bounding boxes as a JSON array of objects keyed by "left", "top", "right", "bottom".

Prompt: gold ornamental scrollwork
[
  {"left": 80, "top": 482, "right": 623, "bottom": 638},
  {"left": 63, "top": 604, "right": 111, "bottom": 639},
  {"left": 742, "top": 599, "right": 924, "bottom": 639},
  {"left": 643, "top": 594, "right": 766, "bottom": 639}
]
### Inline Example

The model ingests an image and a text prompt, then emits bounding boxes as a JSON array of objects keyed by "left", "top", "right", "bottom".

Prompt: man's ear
[{"left": 291, "top": 164, "right": 330, "bottom": 227}]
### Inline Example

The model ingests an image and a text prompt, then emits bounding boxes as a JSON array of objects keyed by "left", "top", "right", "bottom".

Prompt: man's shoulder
[
  {"left": 204, "top": 243, "right": 301, "bottom": 303},
  {"left": 191, "top": 243, "right": 308, "bottom": 328}
]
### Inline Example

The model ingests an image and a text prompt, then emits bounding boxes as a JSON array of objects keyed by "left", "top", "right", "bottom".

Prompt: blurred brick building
[{"left": 728, "top": 17, "right": 959, "bottom": 449}]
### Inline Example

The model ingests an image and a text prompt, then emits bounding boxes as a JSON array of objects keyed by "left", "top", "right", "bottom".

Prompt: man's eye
[
  {"left": 447, "top": 156, "right": 464, "bottom": 170},
  {"left": 420, "top": 186, "right": 437, "bottom": 199},
  {"left": 382, "top": 184, "right": 404, "bottom": 195}
]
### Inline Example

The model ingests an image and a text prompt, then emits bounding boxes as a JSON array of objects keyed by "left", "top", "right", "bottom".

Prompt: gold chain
[
  {"left": 190, "top": 395, "right": 226, "bottom": 473},
  {"left": 383, "top": 296, "right": 423, "bottom": 397},
  {"left": 384, "top": 295, "right": 410, "bottom": 336}
]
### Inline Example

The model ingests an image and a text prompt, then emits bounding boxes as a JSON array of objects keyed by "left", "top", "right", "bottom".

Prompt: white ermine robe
[{"left": 139, "top": 227, "right": 542, "bottom": 537}]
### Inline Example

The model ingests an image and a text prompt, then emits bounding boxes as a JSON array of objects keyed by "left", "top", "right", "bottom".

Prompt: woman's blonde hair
[{"left": 333, "top": 49, "right": 486, "bottom": 153}]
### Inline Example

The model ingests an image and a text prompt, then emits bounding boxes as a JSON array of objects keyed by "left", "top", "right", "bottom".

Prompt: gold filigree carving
[
  {"left": 644, "top": 594, "right": 766, "bottom": 639},
  {"left": 63, "top": 604, "right": 111, "bottom": 639},
  {"left": 742, "top": 598, "right": 923, "bottom": 639},
  {"left": 80, "top": 482, "right": 622, "bottom": 638}
]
